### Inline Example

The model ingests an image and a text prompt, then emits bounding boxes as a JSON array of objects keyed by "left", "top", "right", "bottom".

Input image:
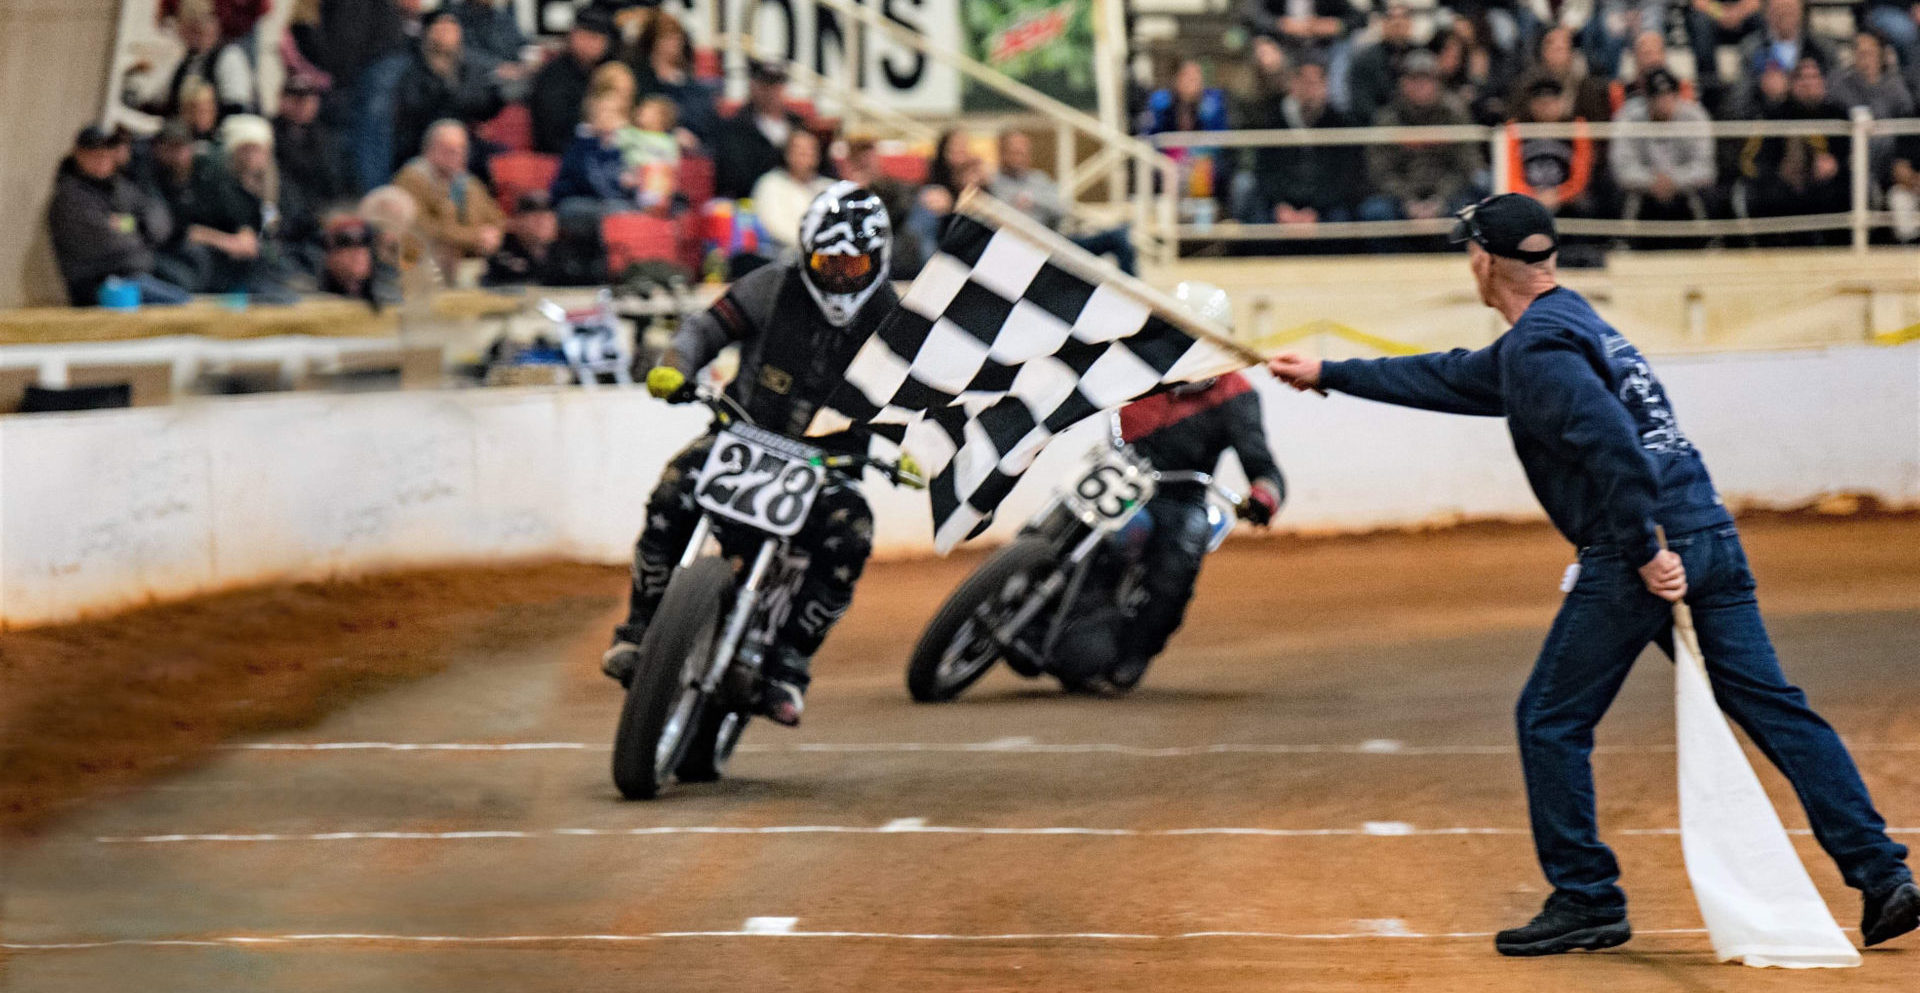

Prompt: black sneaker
[
  {"left": 1862, "top": 880, "right": 1920, "bottom": 947},
  {"left": 601, "top": 640, "right": 644, "bottom": 685},
  {"left": 1495, "top": 901, "right": 1631, "bottom": 957},
  {"left": 755, "top": 645, "right": 811, "bottom": 727}
]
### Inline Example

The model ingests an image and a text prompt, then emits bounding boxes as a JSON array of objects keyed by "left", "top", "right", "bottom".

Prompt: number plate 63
[
  {"left": 694, "top": 425, "right": 829, "bottom": 537},
  {"left": 1062, "top": 451, "right": 1155, "bottom": 529}
]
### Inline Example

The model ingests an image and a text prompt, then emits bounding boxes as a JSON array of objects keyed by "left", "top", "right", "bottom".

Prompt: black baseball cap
[
  {"left": 572, "top": 7, "right": 618, "bottom": 38},
  {"left": 74, "top": 123, "right": 128, "bottom": 149},
  {"left": 748, "top": 58, "right": 789, "bottom": 84},
  {"left": 1450, "top": 194, "right": 1558, "bottom": 263}
]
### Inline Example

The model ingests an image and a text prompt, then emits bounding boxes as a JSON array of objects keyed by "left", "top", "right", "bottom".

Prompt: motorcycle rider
[
  {"left": 603, "top": 182, "right": 902, "bottom": 727},
  {"left": 1098, "top": 281, "right": 1285, "bottom": 688}
]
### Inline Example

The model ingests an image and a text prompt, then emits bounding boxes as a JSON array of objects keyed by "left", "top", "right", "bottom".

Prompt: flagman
[{"left": 1268, "top": 193, "right": 1918, "bottom": 957}]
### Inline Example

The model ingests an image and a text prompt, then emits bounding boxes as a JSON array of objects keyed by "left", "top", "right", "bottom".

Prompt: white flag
[{"left": 1674, "top": 606, "right": 1860, "bottom": 968}]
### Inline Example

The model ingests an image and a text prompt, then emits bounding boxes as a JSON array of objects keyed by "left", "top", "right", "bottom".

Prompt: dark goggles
[{"left": 807, "top": 251, "right": 878, "bottom": 294}]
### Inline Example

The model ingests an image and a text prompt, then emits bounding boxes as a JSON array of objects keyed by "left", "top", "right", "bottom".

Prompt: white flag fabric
[
  {"left": 1673, "top": 605, "right": 1861, "bottom": 968},
  {"left": 810, "top": 191, "right": 1255, "bottom": 552}
]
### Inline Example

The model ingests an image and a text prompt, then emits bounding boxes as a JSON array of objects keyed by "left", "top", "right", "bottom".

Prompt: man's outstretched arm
[{"left": 1268, "top": 347, "right": 1506, "bottom": 417}]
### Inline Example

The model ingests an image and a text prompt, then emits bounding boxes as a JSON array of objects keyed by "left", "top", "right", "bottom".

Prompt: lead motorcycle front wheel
[
  {"left": 612, "top": 557, "right": 734, "bottom": 800},
  {"left": 906, "top": 536, "right": 1057, "bottom": 703}
]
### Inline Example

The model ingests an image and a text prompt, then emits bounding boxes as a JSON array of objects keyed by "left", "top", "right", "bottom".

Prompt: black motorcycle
[
  {"left": 612, "top": 388, "right": 920, "bottom": 799},
  {"left": 906, "top": 419, "right": 1243, "bottom": 701}
]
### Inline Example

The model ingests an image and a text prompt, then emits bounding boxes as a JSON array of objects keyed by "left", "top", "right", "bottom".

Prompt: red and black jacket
[{"left": 1118, "top": 372, "right": 1283, "bottom": 503}]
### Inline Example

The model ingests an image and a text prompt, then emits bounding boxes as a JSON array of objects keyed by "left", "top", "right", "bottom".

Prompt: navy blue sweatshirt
[{"left": 1319, "top": 287, "right": 1730, "bottom": 567}]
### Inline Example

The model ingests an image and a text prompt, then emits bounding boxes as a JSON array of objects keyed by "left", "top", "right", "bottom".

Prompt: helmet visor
[{"left": 807, "top": 251, "right": 878, "bottom": 294}]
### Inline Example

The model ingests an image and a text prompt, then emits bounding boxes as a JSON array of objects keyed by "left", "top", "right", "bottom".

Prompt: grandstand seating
[{"left": 490, "top": 151, "right": 562, "bottom": 212}]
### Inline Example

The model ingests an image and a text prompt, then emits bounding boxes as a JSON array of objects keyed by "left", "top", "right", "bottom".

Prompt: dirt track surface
[{"left": 4, "top": 517, "right": 1920, "bottom": 991}]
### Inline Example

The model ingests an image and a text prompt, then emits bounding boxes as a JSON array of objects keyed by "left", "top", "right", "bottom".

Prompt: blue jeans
[
  {"left": 1519, "top": 524, "right": 1911, "bottom": 912},
  {"left": 1071, "top": 225, "right": 1137, "bottom": 276}
]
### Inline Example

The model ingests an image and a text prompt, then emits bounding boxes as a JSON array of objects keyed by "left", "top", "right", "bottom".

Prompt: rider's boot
[
  {"left": 601, "top": 620, "right": 650, "bottom": 685},
  {"left": 756, "top": 645, "right": 812, "bottom": 727}
]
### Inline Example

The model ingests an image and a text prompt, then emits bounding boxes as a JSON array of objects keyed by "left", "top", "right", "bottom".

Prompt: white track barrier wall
[{"left": 2, "top": 345, "right": 1915, "bottom": 627}]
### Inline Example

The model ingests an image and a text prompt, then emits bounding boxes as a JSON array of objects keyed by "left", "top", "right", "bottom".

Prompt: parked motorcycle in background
[{"left": 906, "top": 417, "right": 1249, "bottom": 702}]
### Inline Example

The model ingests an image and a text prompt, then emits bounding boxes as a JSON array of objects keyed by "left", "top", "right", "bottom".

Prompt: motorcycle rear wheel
[
  {"left": 612, "top": 557, "right": 734, "bottom": 799},
  {"left": 906, "top": 536, "right": 1056, "bottom": 702}
]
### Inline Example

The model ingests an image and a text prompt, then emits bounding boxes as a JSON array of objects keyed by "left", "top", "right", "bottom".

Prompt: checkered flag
[{"left": 809, "top": 191, "right": 1258, "bottom": 551}]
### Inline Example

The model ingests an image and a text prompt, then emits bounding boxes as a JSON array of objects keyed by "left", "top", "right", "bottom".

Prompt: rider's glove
[
  {"left": 896, "top": 450, "right": 928, "bottom": 490},
  {"left": 646, "top": 365, "right": 688, "bottom": 400},
  {"left": 1240, "top": 480, "right": 1282, "bottom": 527}
]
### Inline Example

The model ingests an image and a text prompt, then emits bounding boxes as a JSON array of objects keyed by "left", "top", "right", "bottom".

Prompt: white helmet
[
  {"left": 1170, "top": 281, "right": 1232, "bottom": 395},
  {"left": 1172, "top": 280, "right": 1232, "bottom": 330}
]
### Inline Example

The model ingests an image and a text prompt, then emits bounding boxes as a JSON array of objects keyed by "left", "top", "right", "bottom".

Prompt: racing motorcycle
[
  {"left": 906, "top": 419, "right": 1244, "bottom": 702},
  {"left": 612, "top": 388, "right": 921, "bottom": 800}
]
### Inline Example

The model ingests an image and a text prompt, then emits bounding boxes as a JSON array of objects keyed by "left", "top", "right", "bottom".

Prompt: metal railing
[
  {"left": 1150, "top": 110, "right": 1910, "bottom": 252},
  {"left": 724, "top": 0, "right": 1183, "bottom": 264}
]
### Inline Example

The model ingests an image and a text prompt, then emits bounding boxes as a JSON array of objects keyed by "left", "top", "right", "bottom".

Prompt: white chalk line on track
[
  {"left": 217, "top": 739, "right": 1920, "bottom": 756},
  {"left": 88, "top": 824, "right": 1920, "bottom": 844},
  {"left": 0, "top": 927, "right": 1721, "bottom": 951}
]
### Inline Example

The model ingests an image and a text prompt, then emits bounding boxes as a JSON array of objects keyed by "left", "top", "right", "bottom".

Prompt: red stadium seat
[
  {"left": 478, "top": 103, "right": 534, "bottom": 152},
  {"left": 490, "top": 151, "right": 560, "bottom": 212},
  {"left": 679, "top": 155, "right": 715, "bottom": 206},
  {"left": 603, "top": 212, "right": 683, "bottom": 272},
  {"left": 876, "top": 153, "right": 928, "bottom": 185}
]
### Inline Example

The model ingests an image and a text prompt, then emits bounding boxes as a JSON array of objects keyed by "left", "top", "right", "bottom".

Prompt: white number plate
[
  {"left": 1062, "top": 450, "right": 1155, "bottom": 530},
  {"left": 694, "top": 425, "right": 829, "bottom": 537}
]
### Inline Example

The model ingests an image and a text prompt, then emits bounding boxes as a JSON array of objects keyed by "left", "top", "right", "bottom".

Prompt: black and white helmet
[{"left": 798, "top": 180, "right": 891, "bottom": 327}]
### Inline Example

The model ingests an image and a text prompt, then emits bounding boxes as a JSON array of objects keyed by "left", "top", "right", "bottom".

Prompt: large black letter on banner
[{"left": 880, "top": 0, "right": 926, "bottom": 90}]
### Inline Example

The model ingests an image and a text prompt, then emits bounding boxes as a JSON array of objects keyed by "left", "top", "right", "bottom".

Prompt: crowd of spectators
[
  {"left": 1140, "top": 0, "right": 1920, "bottom": 248},
  {"left": 53, "top": 0, "right": 1920, "bottom": 308}
]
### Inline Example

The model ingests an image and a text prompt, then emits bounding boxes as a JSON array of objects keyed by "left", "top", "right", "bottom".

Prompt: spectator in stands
[
  {"left": 631, "top": 11, "right": 720, "bottom": 148},
  {"left": 48, "top": 125, "right": 192, "bottom": 306},
  {"left": 1740, "top": 56, "right": 1851, "bottom": 241},
  {"left": 1625, "top": 28, "right": 1673, "bottom": 96},
  {"left": 530, "top": 7, "right": 617, "bottom": 155},
  {"left": 448, "top": 0, "right": 527, "bottom": 67},
  {"left": 178, "top": 78, "right": 225, "bottom": 151},
  {"left": 1239, "top": 0, "right": 1366, "bottom": 110},
  {"left": 618, "top": 96, "right": 682, "bottom": 213},
  {"left": 180, "top": 115, "right": 304, "bottom": 302},
  {"left": 1517, "top": 26, "right": 1613, "bottom": 124},
  {"left": 1234, "top": 34, "right": 1292, "bottom": 127},
  {"left": 589, "top": 61, "right": 639, "bottom": 115},
  {"left": 1686, "top": 0, "right": 1764, "bottom": 98},
  {"left": 135, "top": 122, "right": 213, "bottom": 273},
  {"left": 1833, "top": 29, "right": 1914, "bottom": 117},
  {"left": 1729, "top": 0, "right": 1834, "bottom": 116},
  {"left": 1140, "top": 59, "right": 1232, "bottom": 211},
  {"left": 389, "top": 10, "right": 507, "bottom": 173},
  {"left": 393, "top": 119, "right": 506, "bottom": 275},
  {"left": 1833, "top": 29, "right": 1914, "bottom": 181},
  {"left": 1241, "top": 60, "right": 1366, "bottom": 231},
  {"left": 318, "top": 215, "right": 399, "bottom": 306},
  {"left": 989, "top": 129, "right": 1138, "bottom": 274},
  {"left": 751, "top": 130, "right": 833, "bottom": 250},
  {"left": 1349, "top": 3, "right": 1420, "bottom": 124},
  {"left": 158, "top": 0, "right": 268, "bottom": 42},
  {"left": 335, "top": 0, "right": 426, "bottom": 193},
  {"left": 1578, "top": 0, "right": 1667, "bottom": 81},
  {"left": 143, "top": 5, "right": 255, "bottom": 120},
  {"left": 1361, "top": 51, "right": 1482, "bottom": 226},
  {"left": 275, "top": 75, "right": 351, "bottom": 214},
  {"left": 1611, "top": 68, "right": 1716, "bottom": 226},
  {"left": 714, "top": 59, "right": 809, "bottom": 200},
  {"left": 841, "top": 134, "right": 923, "bottom": 278},
  {"left": 908, "top": 128, "right": 983, "bottom": 262},
  {"left": 1441, "top": 0, "right": 1541, "bottom": 59},
  {"left": 1435, "top": 16, "right": 1516, "bottom": 124},
  {"left": 484, "top": 191, "right": 565, "bottom": 286},
  {"left": 552, "top": 91, "right": 640, "bottom": 221},
  {"left": 1861, "top": 1, "right": 1920, "bottom": 70},
  {"left": 1504, "top": 78, "right": 1600, "bottom": 218},
  {"left": 303, "top": 0, "right": 408, "bottom": 101}
]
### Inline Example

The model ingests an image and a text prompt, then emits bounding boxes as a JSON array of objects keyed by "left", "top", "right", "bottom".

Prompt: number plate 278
[{"left": 694, "top": 426, "right": 828, "bottom": 536}]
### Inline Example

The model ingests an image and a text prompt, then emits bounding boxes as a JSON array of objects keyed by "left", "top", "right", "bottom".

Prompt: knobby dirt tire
[
  {"left": 612, "top": 558, "right": 734, "bottom": 799},
  {"left": 905, "top": 536, "right": 1057, "bottom": 703}
]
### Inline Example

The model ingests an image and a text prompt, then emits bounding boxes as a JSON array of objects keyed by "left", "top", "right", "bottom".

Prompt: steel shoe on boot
[
  {"left": 1495, "top": 900, "right": 1631, "bottom": 957},
  {"left": 755, "top": 645, "right": 811, "bottom": 727},
  {"left": 1862, "top": 880, "right": 1920, "bottom": 947},
  {"left": 601, "top": 640, "right": 644, "bottom": 686}
]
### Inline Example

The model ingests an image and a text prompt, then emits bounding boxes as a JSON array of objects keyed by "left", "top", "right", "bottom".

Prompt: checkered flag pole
[{"left": 811, "top": 190, "right": 1262, "bottom": 552}]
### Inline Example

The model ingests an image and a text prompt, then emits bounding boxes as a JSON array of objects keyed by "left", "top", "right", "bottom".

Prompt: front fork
[
  {"left": 992, "top": 522, "right": 1105, "bottom": 655},
  {"left": 703, "top": 536, "right": 780, "bottom": 695}
]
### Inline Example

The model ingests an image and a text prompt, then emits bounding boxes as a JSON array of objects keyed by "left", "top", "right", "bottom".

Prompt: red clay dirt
[{"left": 4, "top": 515, "right": 1919, "bottom": 992}]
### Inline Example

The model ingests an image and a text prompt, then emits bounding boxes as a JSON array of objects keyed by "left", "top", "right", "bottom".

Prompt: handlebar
[{"left": 671, "top": 385, "right": 926, "bottom": 490}]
